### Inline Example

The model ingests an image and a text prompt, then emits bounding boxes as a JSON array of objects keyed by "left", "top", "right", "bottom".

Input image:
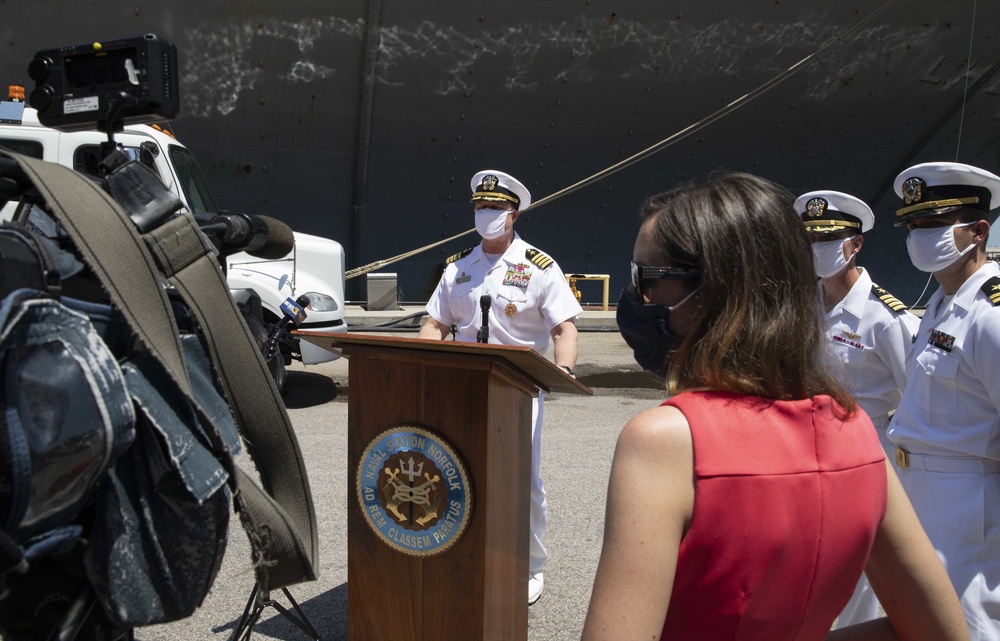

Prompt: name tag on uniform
[
  {"left": 456, "top": 272, "right": 471, "bottom": 284},
  {"left": 833, "top": 334, "right": 864, "bottom": 350},
  {"left": 929, "top": 329, "right": 955, "bottom": 353}
]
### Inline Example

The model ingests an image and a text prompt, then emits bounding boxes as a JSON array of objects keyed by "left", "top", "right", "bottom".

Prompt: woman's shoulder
[
  {"left": 615, "top": 404, "right": 695, "bottom": 507},
  {"left": 618, "top": 404, "right": 693, "bottom": 463}
]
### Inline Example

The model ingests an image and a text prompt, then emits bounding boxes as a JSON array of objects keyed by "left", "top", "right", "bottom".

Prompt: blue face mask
[{"left": 615, "top": 287, "right": 698, "bottom": 377}]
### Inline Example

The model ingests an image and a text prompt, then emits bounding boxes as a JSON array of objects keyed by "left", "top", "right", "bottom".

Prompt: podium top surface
[{"left": 296, "top": 331, "right": 593, "bottom": 395}]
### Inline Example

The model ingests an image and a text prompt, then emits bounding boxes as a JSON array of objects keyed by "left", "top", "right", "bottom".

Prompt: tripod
[{"left": 229, "top": 584, "right": 320, "bottom": 641}]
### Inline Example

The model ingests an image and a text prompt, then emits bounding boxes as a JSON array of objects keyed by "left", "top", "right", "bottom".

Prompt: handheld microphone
[
  {"left": 267, "top": 295, "right": 311, "bottom": 360},
  {"left": 279, "top": 294, "right": 311, "bottom": 325},
  {"left": 208, "top": 213, "right": 295, "bottom": 259},
  {"left": 477, "top": 294, "right": 491, "bottom": 344}
]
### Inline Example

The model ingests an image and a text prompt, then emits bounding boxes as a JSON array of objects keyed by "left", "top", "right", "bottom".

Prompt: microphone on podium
[{"left": 477, "top": 295, "right": 491, "bottom": 344}]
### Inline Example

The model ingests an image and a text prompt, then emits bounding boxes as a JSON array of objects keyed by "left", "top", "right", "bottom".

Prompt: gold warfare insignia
[
  {"left": 357, "top": 426, "right": 472, "bottom": 557},
  {"left": 806, "top": 197, "right": 827, "bottom": 217},
  {"left": 505, "top": 303, "right": 516, "bottom": 316},
  {"left": 482, "top": 174, "right": 499, "bottom": 191},
  {"left": 902, "top": 177, "right": 925, "bottom": 205},
  {"left": 832, "top": 334, "right": 864, "bottom": 350},
  {"left": 842, "top": 330, "right": 861, "bottom": 340}
]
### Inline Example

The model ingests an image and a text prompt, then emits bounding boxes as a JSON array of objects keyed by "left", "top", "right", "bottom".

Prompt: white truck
[{"left": 0, "top": 98, "right": 346, "bottom": 369}]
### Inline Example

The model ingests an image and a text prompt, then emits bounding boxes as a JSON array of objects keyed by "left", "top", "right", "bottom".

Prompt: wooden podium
[{"left": 296, "top": 332, "right": 591, "bottom": 641}]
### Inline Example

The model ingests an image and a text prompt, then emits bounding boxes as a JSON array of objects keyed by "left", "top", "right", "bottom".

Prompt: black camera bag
[{"left": 0, "top": 150, "right": 318, "bottom": 627}]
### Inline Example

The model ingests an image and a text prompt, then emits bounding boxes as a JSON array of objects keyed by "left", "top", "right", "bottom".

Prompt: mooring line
[{"left": 345, "top": 0, "right": 897, "bottom": 280}]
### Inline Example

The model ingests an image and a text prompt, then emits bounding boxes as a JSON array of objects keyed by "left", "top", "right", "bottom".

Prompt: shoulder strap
[
  {"left": 981, "top": 276, "right": 1000, "bottom": 306},
  {"left": 2, "top": 150, "right": 316, "bottom": 592},
  {"left": 446, "top": 247, "right": 474, "bottom": 264},
  {"left": 871, "top": 284, "right": 908, "bottom": 313},
  {"left": 525, "top": 247, "right": 554, "bottom": 269},
  {"left": 0, "top": 224, "right": 63, "bottom": 296}
]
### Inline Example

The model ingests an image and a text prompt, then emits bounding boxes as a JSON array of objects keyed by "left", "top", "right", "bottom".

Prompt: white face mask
[
  {"left": 811, "top": 238, "right": 851, "bottom": 278},
  {"left": 475, "top": 207, "right": 510, "bottom": 240},
  {"left": 906, "top": 222, "right": 977, "bottom": 273}
]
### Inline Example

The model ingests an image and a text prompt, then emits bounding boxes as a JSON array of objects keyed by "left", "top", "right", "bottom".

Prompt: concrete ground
[{"left": 137, "top": 310, "right": 664, "bottom": 641}]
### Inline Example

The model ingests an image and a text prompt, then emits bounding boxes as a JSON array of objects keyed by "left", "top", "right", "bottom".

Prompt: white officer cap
[
  {"left": 893, "top": 162, "right": 1000, "bottom": 225},
  {"left": 470, "top": 170, "right": 531, "bottom": 210},
  {"left": 794, "top": 190, "right": 874, "bottom": 234}
]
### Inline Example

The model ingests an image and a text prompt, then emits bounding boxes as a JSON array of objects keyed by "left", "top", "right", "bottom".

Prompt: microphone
[
  {"left": 266, "top": 295, "right": 311, "bottom": 360},
  {"left": 208, "top": 213, "right": 295, "bottom": 259},
  {"left": 280, "top": 294, "right": 311, "bottom": 325},
  {"left": 477, "top": 294, "right": 491, "bottom": 344}
]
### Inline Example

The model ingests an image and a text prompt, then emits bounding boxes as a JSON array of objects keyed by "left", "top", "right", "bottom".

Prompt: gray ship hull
[{"left": 2, "top": 0, "right": 998, "bottom": 304}]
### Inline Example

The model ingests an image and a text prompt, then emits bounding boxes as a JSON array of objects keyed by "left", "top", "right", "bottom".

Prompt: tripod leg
[
  {"left": 237, "top": 603, "right": 266, "bottom": 641},
  {"left": 271, "top": 588, "right": 320, "bottom": 640},
  {"left": 229, "top": 585, "right": 259, "bottom": 641},
  {"left": 227, "top": 585, "right": 320, "bottom": 641}
]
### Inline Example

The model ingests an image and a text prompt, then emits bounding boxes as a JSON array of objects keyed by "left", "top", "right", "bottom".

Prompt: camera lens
[
  {"left": 27, "top": 56, "right": 51, "bottom": 82},
  {"left": 28, "top": 85, "right": 53, "bottom": 111}
]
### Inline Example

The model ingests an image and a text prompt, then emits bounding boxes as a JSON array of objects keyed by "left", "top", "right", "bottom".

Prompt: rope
[
  {"left": 955, "top": 0, "right": 979, "bottom": 161},
  {"left": 912, "top": 0, "right": 979, "bottom": 307},
  {"left": 345, "top": 226, "right": 476, "bottom": 280},
  {"left": 345, "top": 0, "right": 898, "bottom": 280}
]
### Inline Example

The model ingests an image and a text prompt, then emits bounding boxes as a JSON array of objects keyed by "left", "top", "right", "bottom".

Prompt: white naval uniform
[
  {"left": 823, "top": 268, "right": 918, "bottom": 628},
  {"left": 823, "top": 268, "right": 919, "bottom": 456},
  {"left": 424, "top": 234, "right": 582, "bottom": 573},
  {"left": 888, "top": 260, "right": 1000, "bottom": 641}
]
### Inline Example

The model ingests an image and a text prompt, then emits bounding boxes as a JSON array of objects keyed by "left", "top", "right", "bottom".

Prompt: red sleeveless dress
[{"left": 661, "top": 391, "right": 887, "bottom": 641}]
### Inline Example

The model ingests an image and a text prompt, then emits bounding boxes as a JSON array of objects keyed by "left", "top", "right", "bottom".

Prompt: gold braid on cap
[
  {"left": 471, "top": 190, "right": 519, "bottom": 205},
  {"left": 896, "top": 197, "right": 980, "bottom": 218},
  {"left": 802, "top": 219, "right": 861, "bottom": 231}
]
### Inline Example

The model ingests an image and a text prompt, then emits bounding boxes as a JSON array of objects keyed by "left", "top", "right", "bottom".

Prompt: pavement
[{"left": 137, "top": 308, "right": 661, "bottom": 641}]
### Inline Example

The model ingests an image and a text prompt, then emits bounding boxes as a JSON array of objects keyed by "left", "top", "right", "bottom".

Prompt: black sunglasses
[{"left": 630, "top": 261, "right": 700, "bottom": 297}]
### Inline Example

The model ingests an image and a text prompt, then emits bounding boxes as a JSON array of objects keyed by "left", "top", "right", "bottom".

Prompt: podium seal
[{"left": 356, "top": 426, "right": 472, "bottom": 556}]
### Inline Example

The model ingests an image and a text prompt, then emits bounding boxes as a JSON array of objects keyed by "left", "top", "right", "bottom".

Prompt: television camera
[{"left": 0, "top": 35, "right": 314, "bottom": 641}]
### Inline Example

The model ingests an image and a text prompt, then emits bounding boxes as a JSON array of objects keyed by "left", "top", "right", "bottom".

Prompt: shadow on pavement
[
  {"left": 283, "top": 371, "right": 342, "bottom": 408},
  {"left": 210, "top": 582, "right": 348, "bottom": 641},
  {"left": 576, "top": 369, "right": 664, "bottom": 390}
]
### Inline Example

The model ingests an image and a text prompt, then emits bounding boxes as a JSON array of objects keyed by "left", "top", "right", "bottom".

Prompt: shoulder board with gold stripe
[
  {"left": 871, "top": 284, "right": 908, "bottom": 313},
  {"left": 525, "top": 248, "right": 554, "bottom": 270},
  {"left": 981, "top": 276, "right": 1000, "bottom": 307},
  {"left": 446, "top": 247, "right": 475, "bottom": 264}
]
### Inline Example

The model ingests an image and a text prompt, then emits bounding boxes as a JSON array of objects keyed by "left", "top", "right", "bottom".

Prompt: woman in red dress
[{"left": 581, "top": 173, "right": 967, "bottom": 641}]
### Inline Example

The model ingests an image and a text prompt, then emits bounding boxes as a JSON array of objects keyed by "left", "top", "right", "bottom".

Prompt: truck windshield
[{"left": 169, "top": 144, "right": 220, "bottom": 214}]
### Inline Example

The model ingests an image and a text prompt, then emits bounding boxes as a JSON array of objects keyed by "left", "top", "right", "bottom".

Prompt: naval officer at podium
[{"left": 418, "top": 169, "right": 582, "bottom": 605}]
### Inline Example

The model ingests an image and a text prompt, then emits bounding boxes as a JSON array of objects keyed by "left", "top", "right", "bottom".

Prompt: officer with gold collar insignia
[
  {"left": 418, "top": 169, "right": 582, "bottom": 606},
  {"left": 885, "top": 162, "right": 1000, "bottom": 640},
  {"left": 795, "top": 189, "right": 919, "bottom": 628}
]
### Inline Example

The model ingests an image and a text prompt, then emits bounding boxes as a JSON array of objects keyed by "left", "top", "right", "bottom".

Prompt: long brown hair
[{"left": 642, "top": 172, "right": 854, "bottom": 411}]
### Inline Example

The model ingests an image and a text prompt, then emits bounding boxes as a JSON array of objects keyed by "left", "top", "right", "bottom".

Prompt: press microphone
[
  {"left": 266, "top": 295, "right": 311, "bottom": 360},
  {"left": 280, "top": 295, "right": 312, "bottom": 325},
  {"left": 208, "top": 213, "right": 295, "bottom": 259},
  {"left": 477, "top": 294, "right": 491, "bottom": 344}
]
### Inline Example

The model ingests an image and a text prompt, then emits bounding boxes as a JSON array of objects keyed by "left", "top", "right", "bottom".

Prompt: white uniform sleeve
[
  {"left": 972, "top": 307, "right": 1000, "bottom": 412},
  {"left": 539, "top": 261, "right": 584, "bottom": 331},
  {"left": 425, "top": 267, "right": 454, "bottom": 327}
]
